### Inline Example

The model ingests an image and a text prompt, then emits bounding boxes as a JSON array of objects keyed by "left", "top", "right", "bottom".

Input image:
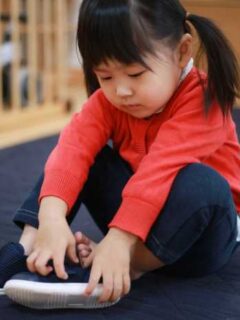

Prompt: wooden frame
[
  {"left": 0, "top": 0, "right": 84, "bottom": 149},
  {"left": 0, "top": 0, "right": 239, "bottom": 148},
  {"left": 0, "top": 0, "right": 79, "bottom": 112},
  {"left": 0, "top": 0, "right": 3, "bottom": 111},
  {"left": 11, "top": 0, "right": 21, "bottom": 110}
]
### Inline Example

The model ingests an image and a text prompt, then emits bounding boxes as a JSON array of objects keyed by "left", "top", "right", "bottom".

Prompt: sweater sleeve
[
  {"left": 39, "top": 89, "right": 114, "bottom": 209},
  {"left": 109, "top": 93, "right": 228, "bottom": 241}
]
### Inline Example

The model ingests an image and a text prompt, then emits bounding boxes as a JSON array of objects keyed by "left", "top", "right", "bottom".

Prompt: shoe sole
[{"left": 4, "top": 280, "right": 119, "bottom": 309}]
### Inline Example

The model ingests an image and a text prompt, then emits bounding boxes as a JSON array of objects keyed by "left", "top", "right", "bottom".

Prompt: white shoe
[{"left": 4, "top": 268, "right": 120, "bottom": 309}]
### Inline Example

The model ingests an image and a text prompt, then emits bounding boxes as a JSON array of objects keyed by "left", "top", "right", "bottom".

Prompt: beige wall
[
  {"left": 182, "top": 0, "right": 240, "bottom": 63},
  {"left": 182, "top": 0, "right": 240, "bottom": 105}
]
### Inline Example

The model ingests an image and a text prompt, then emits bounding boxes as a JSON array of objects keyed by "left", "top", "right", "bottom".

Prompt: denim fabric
[{"left": 14, "top": 145, "right": 238, "bottom": 277}]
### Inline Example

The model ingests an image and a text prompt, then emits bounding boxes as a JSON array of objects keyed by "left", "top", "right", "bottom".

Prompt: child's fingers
[
  {"left": 99, "top": 273, "right": 114, "bottom": 303},
  {"left": 26, "top": 251, "right": 39, "bottom": 273},
  {"left": 53, "top": 252, "right": 68, "bottom": 280},
  {"left": 34, "top": 252, "right": 54, "bottom": 276},
  {"left": 27, "top": 251, "right": 53, "bottom": 275},
  {"left": 85, "top": 263, "right": 101, "bottom": 296},
  {"left": 122, "top": 272, "right": 131, "bottom": 296},
  {"left": 108, "top": 273, "right": 123, "bottom": 302},
  {"left": 66, "top": 242, "right": 79, "bottom": 264}
]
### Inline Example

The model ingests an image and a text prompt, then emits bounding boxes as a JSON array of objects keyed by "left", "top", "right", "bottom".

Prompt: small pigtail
[{"left": 187, "top": 14, "right": 240, "bottom": 114}]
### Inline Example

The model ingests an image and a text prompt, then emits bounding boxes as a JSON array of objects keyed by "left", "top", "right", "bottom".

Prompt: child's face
[{"left": 94, "top": 46, "right": 184, "bottom": 119}]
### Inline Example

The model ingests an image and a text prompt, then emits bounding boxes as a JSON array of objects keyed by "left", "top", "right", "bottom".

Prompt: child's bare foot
[
  {"left": 75, "top": 232, "right": 97, "bottom": 268},
  {"left": 74, "top": 231, "right": 148, "bottom": 281}
]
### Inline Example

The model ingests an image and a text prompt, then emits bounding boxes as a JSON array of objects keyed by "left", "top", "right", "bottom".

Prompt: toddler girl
[{"left": 1, "top": 0, "right": 240, "bottom": 307}]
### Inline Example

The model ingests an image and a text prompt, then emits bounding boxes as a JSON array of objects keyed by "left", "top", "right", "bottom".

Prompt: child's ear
[{"left": 177, "top": 33, "right": 193, "bottom": 68}]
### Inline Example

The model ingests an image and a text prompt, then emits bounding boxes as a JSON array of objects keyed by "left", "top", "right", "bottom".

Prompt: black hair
[
  {"left": 186, "top": 14, "right": 240, "bottom": 114},
  {"left": 77, "top": 0, "right": 240, "bottom": 115}
]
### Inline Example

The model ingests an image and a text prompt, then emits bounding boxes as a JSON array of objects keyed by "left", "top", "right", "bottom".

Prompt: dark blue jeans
[{"left": 14, "top": 145, "right": 238, "bottom": 277}]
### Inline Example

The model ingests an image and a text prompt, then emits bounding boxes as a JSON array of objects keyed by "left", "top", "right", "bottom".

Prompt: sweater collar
[{"left": 179, "top": 58, "right": 194, "bottom": 83}]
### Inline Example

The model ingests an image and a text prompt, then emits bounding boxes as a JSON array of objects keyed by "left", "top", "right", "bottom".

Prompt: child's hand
[
  {"left": 26, "top": 219, "right": 79, "bottom": 278},
  {"left": 26, "top": 197, "right": 79, "bottom": 279},
  {"left": 85, "top": 228, "right": 138, "bottom": 303}
]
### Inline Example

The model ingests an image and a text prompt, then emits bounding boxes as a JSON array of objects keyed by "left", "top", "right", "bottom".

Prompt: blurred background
[{"left": 0, "top": 0, "right": 239, "bottom": 149}]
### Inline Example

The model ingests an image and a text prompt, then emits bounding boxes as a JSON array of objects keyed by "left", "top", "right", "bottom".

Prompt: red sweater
[{"left": 40, "top": 68, "right": 240, "bottom": 241}]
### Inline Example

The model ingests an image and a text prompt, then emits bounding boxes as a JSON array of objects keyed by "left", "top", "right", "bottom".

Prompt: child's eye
[
  {"left": 129, "top": 71, "right": 145, "bottom": 78},
  {"left": 100, "top": 76, "right": 112, "bottom": 81}
]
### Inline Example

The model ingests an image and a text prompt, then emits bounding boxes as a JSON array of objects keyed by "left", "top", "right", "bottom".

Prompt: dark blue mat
[{"left": 0, "top": 109, "right": 239, "bottom": 319}]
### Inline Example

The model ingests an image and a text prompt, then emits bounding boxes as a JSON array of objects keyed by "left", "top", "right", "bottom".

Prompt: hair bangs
[
  {"left": 77, "top": 0, "right": 155, "bottom": 71},
  {"left": 77, "top": 0, "right": 186, "bottom": 96}
]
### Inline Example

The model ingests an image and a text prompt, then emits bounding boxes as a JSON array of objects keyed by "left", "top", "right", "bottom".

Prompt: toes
[
  {"left": 75, "top": 231, "right": 82, "bottom": 241},
  {"left": 75, "top": 231, "right": 91, "bottom": 245},
  {"left": 77, "top": 243, "right": 90, "bottom": 251},
  {"left": 79, "top": 249, "right": 92, "bottom": 258},
  {"left": 77, "top": 243, "right": 92, "bottom": 259},
  {"left": 81, "top": 252, "right": 94, "bottom": 268}
]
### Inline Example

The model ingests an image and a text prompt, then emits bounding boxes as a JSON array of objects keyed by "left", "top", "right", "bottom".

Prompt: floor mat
[{"left": 0, "top": 109, "right": 239, "bottom": 319}]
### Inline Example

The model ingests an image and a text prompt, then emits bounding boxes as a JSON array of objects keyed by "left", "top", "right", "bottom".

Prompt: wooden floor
[
  {"left": 0, "top": 107, "right": 70, "bottom": 149},
  {"left": 0, "top": 89, "right": 87, "bottom": 150}
]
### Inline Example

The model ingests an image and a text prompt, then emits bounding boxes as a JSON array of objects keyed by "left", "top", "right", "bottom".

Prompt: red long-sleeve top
[{"left": 39, "top": 68, "right": 240, "bottom": 241}]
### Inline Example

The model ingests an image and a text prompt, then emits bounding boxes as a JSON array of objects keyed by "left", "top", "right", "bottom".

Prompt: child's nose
[{"left": 116, "top": 85, "right": 133, "bottom": 97}]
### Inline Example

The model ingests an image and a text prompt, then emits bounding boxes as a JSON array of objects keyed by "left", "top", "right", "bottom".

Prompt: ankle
[
  {"left": 130, "top": 240, "right": 164, "bottom": 275},
  {"left": 130, "top": 268, "right": 145, "bottom": 281},
  {"left": 19, "top": 225, "right": 37, "bottom": 255}
]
